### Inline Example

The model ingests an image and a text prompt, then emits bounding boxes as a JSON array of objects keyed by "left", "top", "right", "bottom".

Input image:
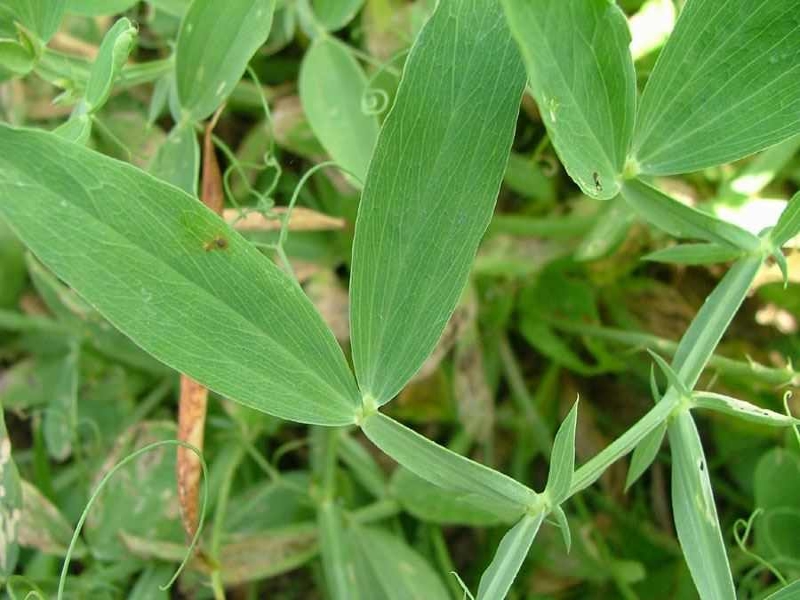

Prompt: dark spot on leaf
[
  {"left": 203, "top": 236, "right": 229, "bottom": 252},
  {"left": 593, "top": 172, "right": 602, "bottom": 192}
]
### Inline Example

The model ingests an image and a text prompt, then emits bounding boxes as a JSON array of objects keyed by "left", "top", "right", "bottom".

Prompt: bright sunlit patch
[
  {"left": 715, "top": 198, "right": 788, "bottom": 237},
  {"left": 629, "top": 0, "right": 676, "bottom": 60}
]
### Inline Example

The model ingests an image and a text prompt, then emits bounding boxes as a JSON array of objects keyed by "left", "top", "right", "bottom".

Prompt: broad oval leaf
[
  {"left": 175, "top": 0, "right": 276, "bottom": 120},
  {"left": 310, "top": 0, "right": 364, "bottom": 32},
  {"left": 361, "top": 412, "right": 536, "bottom": 519},
  {"left": 0, "top": 125, "right": 360, "bottom": 425},
  {"left": 476, "top": 511, "right": 545, "bottom": 600},
  {"left": 632, "top": 0, "right": 800, "bottom": 175},
  {"left": 502, "top": 0, "right": 637, "bottom": 199},
  {"left": 299, "top": 37, "right": 379, "bottom": 186},
  {"left": 668, "top": 411, "right": 735, "bottom": 600},
  {"left": 350, "top": 0, "right": 526, "bottom": 404}
]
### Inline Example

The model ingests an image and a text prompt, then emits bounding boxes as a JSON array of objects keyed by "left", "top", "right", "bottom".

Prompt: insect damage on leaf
[{"left": 203, "top": 235, "right": 229, "bottom": 252}]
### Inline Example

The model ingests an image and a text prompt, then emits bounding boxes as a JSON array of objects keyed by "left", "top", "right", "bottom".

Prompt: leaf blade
[
  {"left": 502, "top": 0, "right": 637, "bottom": 199},
  {"left": 0, "top": 125, "right": 360, "bottom": 425},
  {"left": 350, "top": 0, "right": 526, "bottom": 404},
  {"left": 632, "top": 0, "right": 800, "bottom": 175}
]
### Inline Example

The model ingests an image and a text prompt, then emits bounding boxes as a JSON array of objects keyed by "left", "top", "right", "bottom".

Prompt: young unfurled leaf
[
  {"left": 648, "top": 350, "right": 691, "bottom": 399},
  {"left": 668, "top": 411, "right": 736, "bottom": 600},
  {"left": 770, "top": 191, "right": 800, "bottom": 249},
  {"left": 625, "top": 420, "right": 666, "bottom": 490},
  {"left": 545, "top": 401, "right": 579, "bottom": 506},
  {"left": 175, "top": 0, "right": 276, "bottom": 120},
  {"left": 475, "top": 511, "right": 545, "bottom": 600},
  {"left": 149, "top": 123, "right": 200, "bottom": 196},
  {"left": 0, "top": 408, "right": 22, "bottom": 577},
  {"left": 691, "top": 391, "right": 800, "bottom": 428},
  {"left": 84, "top": 18, "right": 137, "bottom": 112},
  {"left": 502, "top": 0, "right": 636, "bottom": 200},
  {"left": 299, "top": 36, "right": 379, "bottom": 185},
  {"left": 0, "top": 125, "right": 360, "bottom": 425},
  {"left": 621, "top": 179, "right": 761, "bottom": 252},
  {"left": 643, "top": 243, "right": 743, "bottom": 266},
  {"left": 552, "top": 505, "right": 571, "bottom": 553},
  {"left": 350, "top": 525, "right": 451, "bottom": 600},
  {"left": 361, "top": 412, "right": 536, "bottom": 519},
  {"left": 632, "top": 0, "right": 800, "bottom": 175},
  {"left": 349, "top": 0, "right": 526, "bottom": 405}
]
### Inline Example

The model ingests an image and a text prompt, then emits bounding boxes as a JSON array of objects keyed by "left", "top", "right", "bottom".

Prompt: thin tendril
[
  {"left": 732, "top": 508, "right": 787, "bottom": 586},
  {"left": 57, "top": 440, "right": 209, "bottom": 599}
]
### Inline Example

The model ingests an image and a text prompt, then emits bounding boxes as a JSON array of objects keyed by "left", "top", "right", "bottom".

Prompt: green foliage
[{"left": 0, "top": 0, "right": 798, "bottom": 598}]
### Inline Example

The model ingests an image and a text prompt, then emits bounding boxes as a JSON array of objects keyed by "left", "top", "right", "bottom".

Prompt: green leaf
[
  {"left": 54, "top": 113, "right": 92, "bottom": 145},
  {"left": 475, "top": 511, "right": 545, "bottom": 600},
  {"left": 501, "top": 0, "right": 636, "bottom": 200},
  {"left": 18, "top": 480, "right": 82, "bottom": 556},
  {"left": 643, "top": 243, "right": 743, "bottom": 266},
  {"left": 575, "top": 196, "right": 635, "bottom": 261},
  {"left": 361, "top": 412, "right": 536, "bottom": 519},
  {"left": 0, "top": 125, "right": 360, "bottom": 425},
  {"left": 5, "top": 0, "right": 66, "bottom": 41},
  {"left": 175, "top": 0, "right": 276, "bottom": 120},
  {"left": 309, "top": 0, "right": 364, "bottom": 32},
  {"left": 42, "top": 342, "right": 80, "bottom": 461},
  {"left": 319, "top": 502, "right": 359, "bottom": 600},
  {"left": 764, "top": 581, "right": 800, "bottom": 600},
  {"left": 545, "top": 400, "right": 578, "bottom": 505},
  {"left": 552, "top": 505, "right": 571, "bottom": 553},
  {"left": 692, "top": 391, "right": 800, "bottom": 428},
  {"left": 632, "top": 0, "right": 800, "bottom": 175},
  {"left": 621, "top": 178, "right": 761, "bottom": 252},
  {"left": 390, "top": 467, "right": 511, "bottom": 527},
  {"left": 0, "top": 38, "right": 36, "bottom": 79},
  {"left": 0, "top": 408, "right": 22, "bottom": 577},
  {"left": 85, "top": 17, "right": 137, "bottom": 112},
  {"left": 625, "top": 420, "right": 666, "bottom": 490},
  {"left": 351, "top": 525, "right": 451, "bottom": 600},
  {"left": 299, "top": 36, "right": 379, "bottom": 185},
  {"left": 668, "top": 411, "right": 735, "bottom": 600},
  {"left": 67, "top": 0, "right": 138, "bottom": 16},
  {"left": 148, "top": 122, "right": 200, "bottom": 195},
  {"left": 771, "top": 191, "right": 800, "bottom": 249},
  {"left": 349, "top": 0, "right": 526, "bottom": 404}
]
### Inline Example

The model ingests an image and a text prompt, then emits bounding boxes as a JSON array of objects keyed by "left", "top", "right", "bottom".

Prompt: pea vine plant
[{"left": 0, "top": 0, "right": 799, "bottom": 598}]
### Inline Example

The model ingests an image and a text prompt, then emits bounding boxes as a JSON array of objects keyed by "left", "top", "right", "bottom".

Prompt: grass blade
[
  {"left": 632, "top": 0, "right": 800, "bottom": 175},
  {"left": 0, "top": 125, "right": 360, "bottom": 425},
  {"left": 501, "top": 0, "right": 636, "bottom": 199},
  {"left": 643, "top": 243, "right": 743, "bottom": 266},
  {"left": 0, "top": 408, "right": 23, "bottom": 578},
  {"left": 475, "top": 511, "right": 545, "bottom": 600},
  {"left": 318, "top": 502, "right": 358, "bottom": 600},
  {"left": 349, "top": 0, "right": 526, "bottom": 405},
  {"left": 625, "top": 420, "right": 666, "bottom": 490}
]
